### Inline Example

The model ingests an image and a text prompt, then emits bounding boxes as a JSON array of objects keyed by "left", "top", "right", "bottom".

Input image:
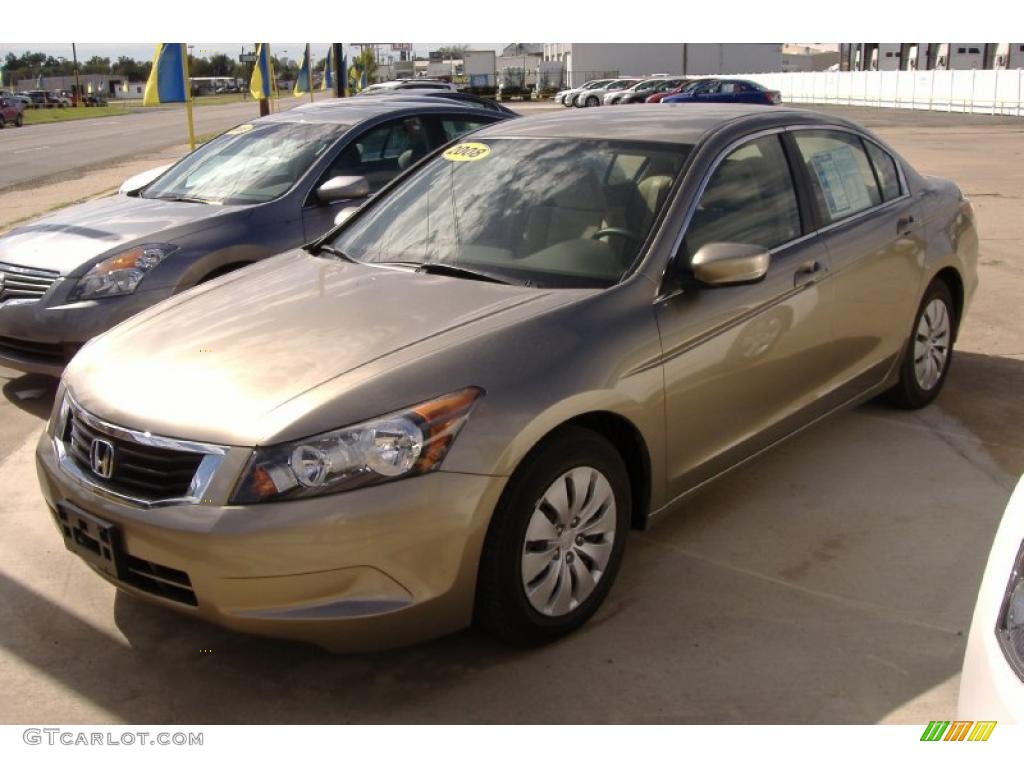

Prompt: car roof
[
  {"left": 471, "top": 103, "right": 861, "bottom": 145},
  {"left": 262, "top": 96, "right": 510, "bottom": 126}
]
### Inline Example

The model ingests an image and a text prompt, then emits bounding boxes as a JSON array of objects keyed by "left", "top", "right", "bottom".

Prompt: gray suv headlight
[
  {"left": 997, "top": 541, "right": 1024, "bottom": 681},
  {"left": 70, "top": 244, "right": 176, "bottom": 300},
  {"left": 230, "top": 387, "right": 483, "bottom": 503}
]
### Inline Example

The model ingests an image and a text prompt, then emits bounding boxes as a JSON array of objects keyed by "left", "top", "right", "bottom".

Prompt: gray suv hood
[{"left": 0, "top": 194, "right": 239, "bottom": 275}]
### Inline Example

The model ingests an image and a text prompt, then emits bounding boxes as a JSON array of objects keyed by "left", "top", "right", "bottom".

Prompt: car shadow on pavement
[
  {"left": 0, "top": 351, "right": 1020, "bottom": 723},
  {"left": 2, "top": 373, "right": 58, "bottom": 421}
]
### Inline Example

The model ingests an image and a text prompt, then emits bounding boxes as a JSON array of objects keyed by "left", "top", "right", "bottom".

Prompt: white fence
[{"left": 731, "top": 70, "right": 1024, "bottom": 117}]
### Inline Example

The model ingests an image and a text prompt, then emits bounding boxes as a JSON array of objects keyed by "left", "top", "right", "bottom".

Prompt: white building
[{"left": 542, "top": 44, "right": 782, "bottom": 87}]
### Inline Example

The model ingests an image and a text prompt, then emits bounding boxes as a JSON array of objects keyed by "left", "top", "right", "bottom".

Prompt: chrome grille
[
  {"left": 0, "top": 262, "right": 60, "bottom": 302},
  {"left": 56, "top": 397, "right": 227, "bottom": 506}
]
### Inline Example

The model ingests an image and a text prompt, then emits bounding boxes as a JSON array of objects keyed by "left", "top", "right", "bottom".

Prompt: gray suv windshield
[{"left": 143, "top": 121, "right": 348, "bottom": 205}]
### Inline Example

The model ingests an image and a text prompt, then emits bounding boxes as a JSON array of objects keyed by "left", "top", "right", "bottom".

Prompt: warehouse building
[{"left": 840, "top": 43, "right": 1024, "bottom": 71}]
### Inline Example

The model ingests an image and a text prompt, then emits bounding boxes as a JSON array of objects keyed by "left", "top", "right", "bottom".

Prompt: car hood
[
  {"left": 0, "top": 194, "right": 240, "bottom": 275},
  {"left": 66, "top": 250, "right": 586, "bottom": 446}
]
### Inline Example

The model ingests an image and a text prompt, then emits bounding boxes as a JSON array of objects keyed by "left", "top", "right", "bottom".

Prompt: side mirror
[
  {"left": 317, "top": 175, "right": 370, "bottom": 205},
  {"left": 119, "top": 164, "right": 172, "bottom": 196},
  {"left": 690, "top": 242, "right": 770, "bottom": 286}
]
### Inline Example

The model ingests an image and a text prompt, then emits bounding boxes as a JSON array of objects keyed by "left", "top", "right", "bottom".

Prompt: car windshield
[
  {"left": 332, "top": 138, "right": 691, "bottom": 289},
  {"left": 142, "top": 121, "right": 348, "bottom": 205}
]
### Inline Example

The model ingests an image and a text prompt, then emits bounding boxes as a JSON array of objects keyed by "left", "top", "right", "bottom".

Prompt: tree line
[{"left": 3, "top": 50, "right": 302, "bottom": 85}]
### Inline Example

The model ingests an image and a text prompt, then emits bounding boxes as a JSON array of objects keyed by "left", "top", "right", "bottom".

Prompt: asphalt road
[
  {"left": 0, "top": 106, "right": 1022, "bottom": 724},
  {"left": 0, "top": 96, "right": 312, "bottom": 192}
]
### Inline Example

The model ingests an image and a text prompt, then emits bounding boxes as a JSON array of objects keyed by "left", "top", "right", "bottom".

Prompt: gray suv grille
[{"left": 0, "top": 262, "right": 59, "bottom": 302}]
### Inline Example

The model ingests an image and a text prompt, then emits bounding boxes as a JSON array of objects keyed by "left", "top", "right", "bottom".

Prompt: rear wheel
[
  {"left": 888, "top": 279, "right": 956, "bottom": 409},
  {"left": 0, "top": 116, "right": 5, "bottom": 129},
  {"left": 475, "top": 426, "right": 630, "bottom": 645}
]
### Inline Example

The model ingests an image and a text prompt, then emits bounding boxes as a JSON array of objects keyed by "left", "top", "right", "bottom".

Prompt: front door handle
[
  {"left": 897, "top": 215, "right": 916, "bottom": 235},
  {"left": 794, "top": 260, "right": 826, "bottom": 288}
]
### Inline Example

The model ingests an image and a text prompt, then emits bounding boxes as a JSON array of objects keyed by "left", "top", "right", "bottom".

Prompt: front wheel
[
  {"left": 585, "top": 95, "right": 599, "bottom": 107},
  {"left": 14, "top": 113, "right": 23, "bottom": 127},
  {"left": 475, "top": 426, "right": 630, "bottom": 645},
  {"left": 888, "top": 279, "right": 956, "bottom": 409}
]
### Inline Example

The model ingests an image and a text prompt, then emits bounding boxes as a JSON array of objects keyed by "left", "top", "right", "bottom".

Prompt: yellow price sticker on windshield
[
  {"left": 442, "top": 142, "right": 491, "bottom": 162},
  {"left": 226, "top": 124, "right": 254, "bottom": 135}
]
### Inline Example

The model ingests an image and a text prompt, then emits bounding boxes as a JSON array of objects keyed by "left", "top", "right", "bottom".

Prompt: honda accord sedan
[
  {"left": 37, "top": 105, "right": 978, "bottom": 651},
  {"left": 0, "top": 97, "right": 509, "bottom": 375}
]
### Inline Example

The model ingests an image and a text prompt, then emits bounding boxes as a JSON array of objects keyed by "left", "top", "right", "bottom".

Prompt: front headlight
[
  {"left": 997, "top": 541, "right": 1024, "bottom": 681},
  {"left": 230, "top": 387, "right": 484, "bottom": 504},
  {"left": 70, "top": 243, "right": 176, "bottom": 300}
]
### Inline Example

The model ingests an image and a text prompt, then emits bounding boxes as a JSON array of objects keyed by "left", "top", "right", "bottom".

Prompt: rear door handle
[
  {"left": 794, "top": 260, "right": 826, "bottom": 288},
  {"left": 897, "top": 215, "right": 916, "bottom": 235}
]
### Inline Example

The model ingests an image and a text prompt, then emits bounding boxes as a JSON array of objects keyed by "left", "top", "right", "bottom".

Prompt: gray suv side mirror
[{"left": 317, "top": 175, "right": 370, "bottom": 205}]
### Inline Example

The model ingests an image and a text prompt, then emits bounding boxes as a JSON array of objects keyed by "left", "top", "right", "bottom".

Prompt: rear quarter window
[{"left": 864, "top": 141, "right": 903, "bottom": 202}]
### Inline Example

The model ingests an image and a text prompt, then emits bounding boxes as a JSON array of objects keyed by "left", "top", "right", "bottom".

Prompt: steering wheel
[{"left": 591, "top": 227, "right": 642, "bottom": 244}]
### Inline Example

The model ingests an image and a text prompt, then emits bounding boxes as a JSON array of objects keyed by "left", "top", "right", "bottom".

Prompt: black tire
[
  {"left": 585, "top": 95, "right": 599, "bottom": 107},
  {"left": 888, "top": 278, "right": 956, "bottom": 409},
  {"left": 14, "top": 113, "right": 23, "bottom": 127},
  {"left": 475, "top": 426, "right": 631, "bottom": 645},
  {"left": 0, "top": 116, "right": 5, "bottom": 129}
]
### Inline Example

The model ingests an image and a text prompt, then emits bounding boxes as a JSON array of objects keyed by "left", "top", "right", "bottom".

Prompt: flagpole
[{"left": 180, "top": 43, "right": 196, "bottom": 151}]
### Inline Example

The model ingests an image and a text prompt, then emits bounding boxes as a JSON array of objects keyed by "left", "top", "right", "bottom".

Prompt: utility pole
[
  {"left": 332, "top": 43, "right": 344, "bottom": 98},
  {"left": 72, "top": 43, "right": 82, "bottom": 107}
]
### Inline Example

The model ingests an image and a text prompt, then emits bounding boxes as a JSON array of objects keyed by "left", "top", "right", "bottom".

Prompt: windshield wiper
[
  {"left": 157, "top": 194, "right": 210, "bottom": 204},
  {"left": 314, "top": 244, "right": 356, "bottom": 262},
  {"left": 414, "top": 261, "right": 515, "bottom": 285}
]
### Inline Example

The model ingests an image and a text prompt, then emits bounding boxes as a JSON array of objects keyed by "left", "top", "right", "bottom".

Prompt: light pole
[{"left": 70, "top": 46, "right": 82, "bottom": 106}]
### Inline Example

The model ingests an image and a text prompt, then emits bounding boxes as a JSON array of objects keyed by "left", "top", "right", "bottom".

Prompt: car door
[
  {"left": 301, "top": 116, "right": 431, "bottom": 240},
  {"left": 787, "top": 128, "right": 924, "bottom": 391},
  {"left": 655, "top": 131, "right": 836, "bottom": 498}
]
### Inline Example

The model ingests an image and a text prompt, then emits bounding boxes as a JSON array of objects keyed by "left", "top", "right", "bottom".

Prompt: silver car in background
[
  {"left": 555, "top": 79, "right": 615, "bottom": 107},
  {"left": 0, "top": 97, "right": 509, "bottom": 375},
  {"left": 573, "top": 78, "right": 642, "bottom": 107}
]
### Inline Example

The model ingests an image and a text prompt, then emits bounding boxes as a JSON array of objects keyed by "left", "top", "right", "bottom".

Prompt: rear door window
[{"left": 793, "top": 130, "right": 882, "bottom": 224}]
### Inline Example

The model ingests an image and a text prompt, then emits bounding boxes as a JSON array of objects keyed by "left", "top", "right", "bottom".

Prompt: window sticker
[
  {"left": 809, "top": 146, "right": 872, "bottom": 218},
  {"left": 442, "top": 142, "right": 491, "bottom": 162},
  {"left": 226, "top": 124, "right": 254, "bottom": 136}
]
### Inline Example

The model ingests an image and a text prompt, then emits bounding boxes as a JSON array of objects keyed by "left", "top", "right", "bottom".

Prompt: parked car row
[
  {"left": 554, "top": 76, "right": 782, "bottom": 107},
  {"left": 2, "top": 97, "right": 977, "bottom": 655}
]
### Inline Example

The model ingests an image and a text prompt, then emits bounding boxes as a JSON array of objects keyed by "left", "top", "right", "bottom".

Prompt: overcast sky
[{"left": 0, "top": 42, "right": 506, "bottom": 65}]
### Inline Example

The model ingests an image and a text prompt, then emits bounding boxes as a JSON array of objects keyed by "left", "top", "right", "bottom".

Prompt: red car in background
[
  {"left": 646, "top": 80, "right": 701, "bottom": 103},
  {"left": 0, "top": 95, "right": 25, "bottom": 128}
]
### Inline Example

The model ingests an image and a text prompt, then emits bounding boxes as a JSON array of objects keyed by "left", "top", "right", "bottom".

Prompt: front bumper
[
  {"left": 35, "top": 430, "right": 507, "bottom": 651},
  {"left": 0, "top": 284, "right": 172, "bottom": 376}
]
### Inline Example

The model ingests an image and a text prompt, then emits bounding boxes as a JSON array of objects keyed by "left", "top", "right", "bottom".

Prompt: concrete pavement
[{"left": 0, "top": 106, "right": 1021, "bottom": 723}]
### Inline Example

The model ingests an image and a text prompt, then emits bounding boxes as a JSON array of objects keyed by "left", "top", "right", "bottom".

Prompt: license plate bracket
[{"left": 55, "top": 503, "right": 125, "bottom": 581}]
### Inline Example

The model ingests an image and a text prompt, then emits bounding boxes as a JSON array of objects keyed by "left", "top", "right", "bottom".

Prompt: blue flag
[
  {"left": 143, "top": 43, "right": 187, "bottom": 105},
  {"left": 250, "top": 43, "right": 273, "bottom": 100},
  {"left": 293, "top": 44, "right": 312, "bottom": 96}
]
